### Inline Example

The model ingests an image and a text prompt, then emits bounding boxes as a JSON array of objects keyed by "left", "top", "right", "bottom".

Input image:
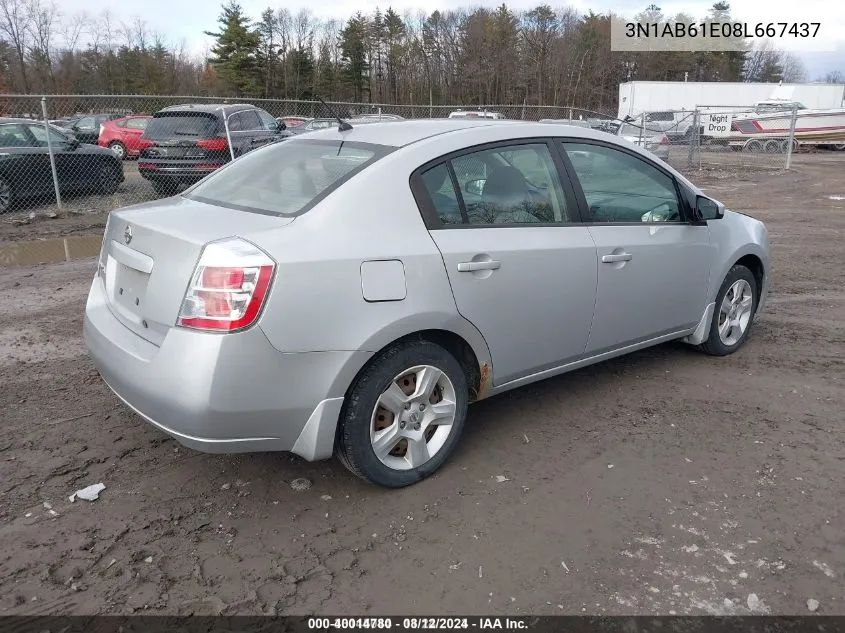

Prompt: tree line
[{"left": 1, "top": 0, "right": 841, "bottom": 113}]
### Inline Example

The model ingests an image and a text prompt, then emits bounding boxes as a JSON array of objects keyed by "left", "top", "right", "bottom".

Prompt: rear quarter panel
[{"left": 245, "top": 138, "right": 503, "bottom": 382}]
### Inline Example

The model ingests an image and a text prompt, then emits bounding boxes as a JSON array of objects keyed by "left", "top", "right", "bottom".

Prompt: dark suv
[{"left": 138, "top": 103, "right": 289, "bottom": 196}]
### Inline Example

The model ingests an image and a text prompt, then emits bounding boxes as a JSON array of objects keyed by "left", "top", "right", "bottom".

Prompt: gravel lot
[{"left": 0, "top": 157, "right": 843, "bottom": 616}]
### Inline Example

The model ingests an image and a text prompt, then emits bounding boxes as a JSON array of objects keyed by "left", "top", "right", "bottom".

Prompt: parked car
[
  {"left": 286, "top": 117, "right": 340, "bottom": 134},
  {"left": 448, "top": 110, "right": 505, "bottom": 120},
  {"left": 98, "top": 115, "right": 153, "bottom": 159},
  {"left": 64, "top": 113, "right": 124, "bottom": 144},
  {"left": 84, "top": 119, "right": 769, "bottom": 488},
  {"left": 137, "top": 103, "right": 290, "bottom": 196},
  {"left": 278, "top": 115, "right": 312, "bottom": 128},
  {"left": 539, "top": 118, "right": 592, "bottom": 127},
  {"left": 617, "top": 123, "right": 670, "bottom": 160},
  {"left": 355, "top": 113, "right": 406, "bottom": 122},
  {"left": 50, "top": 116, "right": 82, "bottom": 129},
  {"left": 0, "top": 118, "right": 124, "bottom": 212}
]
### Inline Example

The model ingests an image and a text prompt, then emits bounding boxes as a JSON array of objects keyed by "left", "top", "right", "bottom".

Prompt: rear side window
[
  {"left": 125, "top": 118, "right": 148, "bottom": 130},
  {"left": 186, "top": 139, "right": 391, "bottom": 216},
  {"left": 144, "top": 113, "right": 219, "bottom": 139}
]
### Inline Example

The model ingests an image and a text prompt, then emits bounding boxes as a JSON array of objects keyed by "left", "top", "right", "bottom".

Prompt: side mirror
[
  {"left": 65, "top": 137, "right": 80, "bottom": 150},
  {"left": 694, "top": 194, "right": 724, "bottom": 221},
  {"left": 464, "top": 178, "right": 486, "bottom": 197},
  {"left": 276, "top": 120, "right": 287, "bottom": 131}
]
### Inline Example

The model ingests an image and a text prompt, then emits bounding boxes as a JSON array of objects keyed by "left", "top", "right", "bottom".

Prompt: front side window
[
  {"left": 438, "top": 143, "right": 570, "bottom": 225},
  {"left": 28, "top": 124, "right": 68, "bottom": 146},
  {"left": 187, "top": 139, "right": 391, "bottom": 216},
  {"left": 256, "top": 109, "right": 278, "bottom": 131},
  {"left": 563, "top": 142, "right": 682, "bottom": 223}
]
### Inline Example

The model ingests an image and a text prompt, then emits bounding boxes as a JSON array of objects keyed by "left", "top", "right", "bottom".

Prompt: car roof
[
  {"left": 300, "top": 119, "right": 619, "bottom": 148},
  {"left": 0, "top": 117, "right": 40, "bottom": 125},
  {"left": 156, "top": 103, "right": 261, "bottom": 116}
]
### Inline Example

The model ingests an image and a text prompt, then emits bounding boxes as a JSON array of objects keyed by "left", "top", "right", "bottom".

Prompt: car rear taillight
[
  {"left": 196, "top": 138, "right": 228, "bottom": 151},
  {"left": 97, "top": 213, "right": 112, "bottom": 279},
  {"left": 176, "top": 238, "right": 275, "bottom": 332}
]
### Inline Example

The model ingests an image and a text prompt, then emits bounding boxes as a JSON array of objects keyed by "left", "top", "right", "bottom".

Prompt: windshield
[
  {"left": 186, "top": 139, "right": 393, "bottom": 216},
  {"left": 143, "top": 113, "right": 219, "bottom": 139}
]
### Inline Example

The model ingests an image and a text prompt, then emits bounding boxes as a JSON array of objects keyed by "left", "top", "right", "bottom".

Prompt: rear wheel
[
  {"left": 0, "top": 176, "right": 14, "bottom": 213},
  {"left": 699, "top": 265, "right": 758, "bottom": 356},
  {"left": 108, "top": 141, "right": 126, "bottom": 160},
  {"left": 336, "top": 340, "right": 469, "bottom": 488}
]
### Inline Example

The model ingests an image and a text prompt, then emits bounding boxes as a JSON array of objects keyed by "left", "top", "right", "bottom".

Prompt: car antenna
[{"left": 317, "top": 96, "right": 353, "bottom": 132}]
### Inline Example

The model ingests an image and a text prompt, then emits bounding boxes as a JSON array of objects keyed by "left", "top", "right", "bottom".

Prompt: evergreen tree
[
  {"left": 339, "top": 13, "right": 370, "bottom": 102},
  {"left": 204, "top": 1, "right": 261, "bottom": 96}
]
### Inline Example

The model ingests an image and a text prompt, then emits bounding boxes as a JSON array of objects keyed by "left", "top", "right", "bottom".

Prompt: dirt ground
[{"left": 0, "top": 157, "right": 843, "bottom": 617}]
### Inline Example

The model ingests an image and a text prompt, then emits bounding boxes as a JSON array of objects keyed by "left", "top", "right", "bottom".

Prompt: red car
[{"left": 98, "top": 115, "right": 153, "bottom": 160}]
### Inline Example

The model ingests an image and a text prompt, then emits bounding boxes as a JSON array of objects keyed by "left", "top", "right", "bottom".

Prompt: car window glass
[
  {"left": 188, "top": 139, "right": 386, "bottom": 216},
  {"left": 447, "top": 143, "right": 569, "bottom": 225},
  {"left": 563, "top": 142, "right": 681, "bottom": 223},
  {"left": 76, "top": 116, "right": 96, "bottom": 130},
  {"left": 420, "top": 163, "right": 463, "bottom": 225},
  {"left": 0, "top": 124, "right": 31, "bottom": 147},
  {"left": 125, "top": 118, "right": 148, "bottom": 130},
  {"left": 227, "top": 113, "right": 244, "bottom": 132},
  {"left": 256, "top": 109, "right": 277, "bottom": 130},
  {"left": 238, "top": 110, "right": 262, "bottom": 131},
  {"left": 28, "top": 124, "right": 68, "bottom": 147}
]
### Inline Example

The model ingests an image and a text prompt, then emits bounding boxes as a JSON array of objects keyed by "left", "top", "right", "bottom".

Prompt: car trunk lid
[{"left": 99, "top": 196, "right": 293, "bottom": 345}]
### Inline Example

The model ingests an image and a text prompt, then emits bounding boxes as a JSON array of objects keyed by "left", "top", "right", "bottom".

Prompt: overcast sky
[{"left": 58, "top": 0, "right": 844, "bottom": 79}]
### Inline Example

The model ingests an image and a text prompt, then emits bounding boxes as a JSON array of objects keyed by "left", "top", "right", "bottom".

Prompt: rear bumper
[{"left": 83, "top": 276, "right": 362, "bottom": 460}]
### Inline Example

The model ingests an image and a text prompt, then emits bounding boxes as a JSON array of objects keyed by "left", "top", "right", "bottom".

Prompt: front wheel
[
  {"left": 699, "top": 265, "right": 758, "bottom": 356},
  {"left": 336, "top": 340, "right": 469, "bottom": 488}
]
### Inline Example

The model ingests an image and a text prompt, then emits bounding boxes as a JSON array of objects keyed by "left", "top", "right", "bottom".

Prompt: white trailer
[{"left": 618, "top": 81, "right": 845, "bottom": 119}]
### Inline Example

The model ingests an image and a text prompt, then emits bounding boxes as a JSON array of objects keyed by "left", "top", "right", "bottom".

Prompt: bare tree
[{"left": 0, "top": 0, "right": 31, "bottom": 90}]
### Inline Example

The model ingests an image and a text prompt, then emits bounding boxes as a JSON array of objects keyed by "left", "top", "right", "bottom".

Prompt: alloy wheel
[
  {"left": 370, "top": 365, "right": 458, "bottom": 470},
  {"left": 717, "top": 279, "right": 754, "bottom": 346}
]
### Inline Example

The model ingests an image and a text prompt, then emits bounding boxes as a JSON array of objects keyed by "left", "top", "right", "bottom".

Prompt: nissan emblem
[{"left": 124, "top": 224, "right": 133, "bottom": 245}]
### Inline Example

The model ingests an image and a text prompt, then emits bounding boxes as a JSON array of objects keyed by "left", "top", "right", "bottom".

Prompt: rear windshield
[
  {"left": 143, "top": 113, "right": 219, "bottom": 139},
  {"left": 186, "top": 139, "right": 393, "bottom": 216}
]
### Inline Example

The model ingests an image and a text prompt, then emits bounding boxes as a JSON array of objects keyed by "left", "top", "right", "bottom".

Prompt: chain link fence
[{"left": 1, "top": 94, "right": 842, "bottom": 266}]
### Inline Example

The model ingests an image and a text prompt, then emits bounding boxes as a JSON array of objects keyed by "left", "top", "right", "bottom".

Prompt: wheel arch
[{"left": 332, "top": 323, "right": 493, "bottom": 405}]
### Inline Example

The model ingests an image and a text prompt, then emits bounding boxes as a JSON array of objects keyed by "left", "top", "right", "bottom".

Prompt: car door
[
  {"left": 26, "top": 123, "right": 82, "bottom": 190},
  {"left": 560, "top": 140, "right": 712, "bottom": 354},
  {"left": 0, "top": 122, "right": 52, "bottom": 198},
  {"left": 412, "top": 140, "right": 597, "bottom": 386}
]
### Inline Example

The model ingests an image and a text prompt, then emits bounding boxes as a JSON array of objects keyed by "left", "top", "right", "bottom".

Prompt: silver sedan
[{"left": 84, "top": 119, "right": 770, "bottom": 488}]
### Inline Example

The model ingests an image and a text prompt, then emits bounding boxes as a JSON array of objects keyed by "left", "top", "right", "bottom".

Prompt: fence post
[
  {"left": 785, "top": 104, "right": 798, "bottom": 169},
  {"left": 223, "top": 110, "right": 235, "bottom": 162},
  {"left": 40, "top": 96, "right": 62, "bottom": 210},
  {"left": 687, "top": 109, "right": 700, "bottom": 169}
]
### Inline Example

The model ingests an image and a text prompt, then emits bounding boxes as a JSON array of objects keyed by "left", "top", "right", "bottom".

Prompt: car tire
[
  {"left": 335, "top": 339, "right": 469, "bottom": 488},
  {"left": 98, "top": 162, "right": 121, "bottom": 195},
  {"left": 152, "top": 179, "right": 178, "bottom": 197},
  {"left": 0, "top": 175, "right": 14, "bottom": 213},
  {"left": 699, "top": 265, "right": 759, "bottom": 356},
  {"left": 108, "top": 141, "right": 126, "bottom": 160}
]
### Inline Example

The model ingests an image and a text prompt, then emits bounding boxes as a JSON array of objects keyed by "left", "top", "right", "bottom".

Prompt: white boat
[{"left": 728, "top": 100, "right": 845, "bottom": 152}]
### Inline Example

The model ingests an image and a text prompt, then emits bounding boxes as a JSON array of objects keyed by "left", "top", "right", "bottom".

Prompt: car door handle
[
  {"left": 601, "top": 253, "right": 633, "bottom": 263},
  {"left": 457, "top": 260, "right": 501, "bottom": 272}
]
